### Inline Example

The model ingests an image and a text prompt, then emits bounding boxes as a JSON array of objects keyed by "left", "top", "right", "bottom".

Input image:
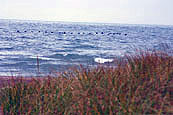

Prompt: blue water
[{"left": 0, "top": 19, "right": 173, "bottom": 76}]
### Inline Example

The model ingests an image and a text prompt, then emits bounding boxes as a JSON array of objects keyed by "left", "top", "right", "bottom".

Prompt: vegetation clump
[{"left": 0, "top": 51, "right": 172, "bottom": 114}]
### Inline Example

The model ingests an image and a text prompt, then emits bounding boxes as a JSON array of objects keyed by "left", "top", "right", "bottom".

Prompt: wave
[{"left": 94, "top": 58, "right": 114, "bottom": 64}]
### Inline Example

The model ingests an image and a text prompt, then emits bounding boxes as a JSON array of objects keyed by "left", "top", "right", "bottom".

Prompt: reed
[{"left": 0, "top": 51, "right": 172, "bottom": 114}]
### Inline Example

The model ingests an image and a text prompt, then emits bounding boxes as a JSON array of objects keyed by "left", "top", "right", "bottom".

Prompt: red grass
[{"left": 0, "top": 51, "right": 172, "bottom": 114}]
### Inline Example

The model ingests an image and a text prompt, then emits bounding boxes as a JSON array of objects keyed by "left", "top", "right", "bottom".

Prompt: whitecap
[
  {"left": 94, "top": 58, "right": 114, "bottom": 64},
  {"left": 63, "top": 53, "right": 68, "bottom": 56}
]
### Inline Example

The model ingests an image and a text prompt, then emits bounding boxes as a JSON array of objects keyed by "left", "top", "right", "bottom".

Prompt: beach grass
[{"left": 0, "top": 51, "right": 172, "bottom": 114}]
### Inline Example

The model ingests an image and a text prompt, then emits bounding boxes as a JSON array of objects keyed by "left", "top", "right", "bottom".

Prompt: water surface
[{"left": 0, "top": 20, "right": 173, "bottom": 76}]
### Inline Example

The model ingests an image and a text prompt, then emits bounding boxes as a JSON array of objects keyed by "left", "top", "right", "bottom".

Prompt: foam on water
[
  {"left": 0, "top": 20, "right": 173, "bottom": 76},
  {"left": 94, "top": 58, "right": 114, "bottom": 64}
]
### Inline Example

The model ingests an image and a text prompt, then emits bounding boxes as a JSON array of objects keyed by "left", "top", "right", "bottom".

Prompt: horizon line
[{"left": 0, "top": 18, "right": 173, "bottom": 27}]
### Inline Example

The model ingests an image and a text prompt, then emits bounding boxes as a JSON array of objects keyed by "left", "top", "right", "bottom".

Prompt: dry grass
[{"left": 0, "top": 51, "right": 172, "bottom": 114}]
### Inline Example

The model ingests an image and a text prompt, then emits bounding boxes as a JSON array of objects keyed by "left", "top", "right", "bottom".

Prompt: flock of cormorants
[{"left": 15, "top": 30, "right": 128, "bottom": 36}]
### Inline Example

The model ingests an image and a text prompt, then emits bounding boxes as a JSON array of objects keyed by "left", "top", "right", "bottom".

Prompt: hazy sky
[{"left": 0, "top": 0, "right": 173, "bottom": 25}]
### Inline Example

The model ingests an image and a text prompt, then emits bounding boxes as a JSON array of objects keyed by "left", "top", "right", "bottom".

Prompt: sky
[{"left": 0, "top": 0, "right": 173, "bottom": 25}]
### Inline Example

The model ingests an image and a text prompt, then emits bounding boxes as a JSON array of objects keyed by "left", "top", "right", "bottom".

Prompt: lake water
[{"left": 0, "top": 19, "right": 173, "bottom": 76}]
